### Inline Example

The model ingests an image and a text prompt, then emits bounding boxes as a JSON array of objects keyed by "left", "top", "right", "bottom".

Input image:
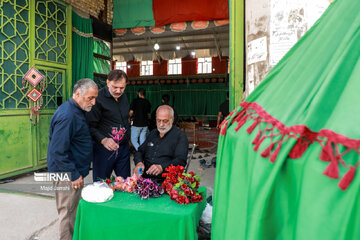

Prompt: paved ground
[{"left": 0, "top": 145, "right": 217, "bottom": 240}]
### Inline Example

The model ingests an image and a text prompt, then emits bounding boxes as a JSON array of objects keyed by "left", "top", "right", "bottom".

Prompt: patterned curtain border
[{"left": 72, "top": 27, "right": 93, "bottom": 38}]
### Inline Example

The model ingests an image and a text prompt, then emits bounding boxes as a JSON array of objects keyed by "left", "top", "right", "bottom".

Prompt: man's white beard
[{"left": 158, "top": 124, "right": 172, "bottom": 135}]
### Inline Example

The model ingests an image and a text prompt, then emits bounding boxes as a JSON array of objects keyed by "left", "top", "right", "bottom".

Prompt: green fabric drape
[
  {"left": 93, "top": 58, "right": 110, "bottom": 74},
  {"left": 73, "top": 188, "right": 206, "bottom": 240},
  {"left": 125, "top": 83, "right": 227, "bottom": 118},
  {"left": 213, "top": 0, "right": 360, "bottom": 239},
  {"left": 72, "top": 12, "right": 94, "bottom": 88},
  {"left": 113, "top": 0, "right": 155, "bottom": 29},
  {"left": 94, "top": 39, "right": 110, "bottom": 57}
]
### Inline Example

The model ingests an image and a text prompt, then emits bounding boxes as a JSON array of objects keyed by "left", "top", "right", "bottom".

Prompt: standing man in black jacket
[{"left": 86, "top": 70, "right": 131, "bottom": 181}]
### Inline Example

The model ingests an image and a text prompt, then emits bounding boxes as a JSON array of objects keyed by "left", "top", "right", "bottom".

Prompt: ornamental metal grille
[
  {"left": 0, "top": 0, "right": 30, "bottom": 109},
  {"left": 0, "top": 0, "right": 68, "bottom": 109},
  {"left": 35, "top": 0, "right": 67, "bottom": 63},
  {"left": 38, "top": 68, "right": 63, "bottom": 109}
]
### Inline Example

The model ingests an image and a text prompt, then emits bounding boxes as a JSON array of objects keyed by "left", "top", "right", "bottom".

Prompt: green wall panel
[
  {"left": 38, "top": 113, "right": 53, "bottom": 162},
  {"left": 0, "top": 114, "right": 33, "bottom": 174}
]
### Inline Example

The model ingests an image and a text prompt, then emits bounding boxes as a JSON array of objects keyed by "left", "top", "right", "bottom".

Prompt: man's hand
[
  {"left": 133, "top": 162, "right": 145, "bottom": 178},
  {"left": 71, "top": 175, "right": 83, "bottom": 190},
  {"left": 146, "top": 164, "right": 163, "bottom": 176},
  {"left": 101, "top": 137, "right": 119, "bottom": 151}
]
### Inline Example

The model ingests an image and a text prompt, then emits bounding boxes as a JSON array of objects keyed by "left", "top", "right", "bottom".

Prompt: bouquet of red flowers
[{"left": 162, "top": 165, "right": 203, "bottom": 204}]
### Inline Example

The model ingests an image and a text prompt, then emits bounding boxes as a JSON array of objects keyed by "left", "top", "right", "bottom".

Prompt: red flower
[
  {"left": 105, "top": 179, "right": 111, "bottom": 184},
  {"left": 170, "top": 189, "right": 178, "bottom": 195},
  {"left": 165, "top": 183, "right": 173, "bottom": 192},
  {"left": 163, "top": 164, "right": 202, "bottom": 205}
]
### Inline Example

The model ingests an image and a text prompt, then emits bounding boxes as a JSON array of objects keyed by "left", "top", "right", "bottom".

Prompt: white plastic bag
[
  {"left": 201, "top": 203, "right": 213, "bottom": 224},
  {"left": 81, "top": 181, "right": 114, "bottom": 203}
]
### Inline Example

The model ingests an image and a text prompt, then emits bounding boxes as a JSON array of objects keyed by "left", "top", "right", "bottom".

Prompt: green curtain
[
  {"left": 93, "top": 58, "right": 111, "bottom": 74},
  {"left": 125, "top": 83, "right": 227, "bottom": 118},
  {"left": 213, "top": 0, "right": 360, "bottom": 239},
  {"left": 94, "top": 39, "right": 110, "bottom": 57},
  {"left": 72, "top": 12, "right": 94, "bottom": 89}
]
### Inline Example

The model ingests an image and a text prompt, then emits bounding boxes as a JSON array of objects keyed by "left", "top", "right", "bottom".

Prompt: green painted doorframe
[
  {"left": 0, "top": 0, "right": 72, "bottom": 179},
  {"left": 229, "top": 0, "right": 245, "bottom": 110}
]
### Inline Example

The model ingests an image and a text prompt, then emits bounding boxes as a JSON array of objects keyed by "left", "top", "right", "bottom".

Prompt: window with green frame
[{"left": 93, "top": 38, "right": 111, "bottom": 88}]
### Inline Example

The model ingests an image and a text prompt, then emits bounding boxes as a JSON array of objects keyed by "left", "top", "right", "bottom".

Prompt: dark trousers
[{"left": 92, "top": 142, "right": 130, "bottom": 182}]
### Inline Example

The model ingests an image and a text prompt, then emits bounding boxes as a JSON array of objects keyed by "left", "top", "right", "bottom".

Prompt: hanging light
[
  {"left": 154, "top": 43, "right": 160, "bottom": 50},
  {"left": 191, "top": 51, "right": 196, "bottom": 56},
  {"left": 176, "top": 45, "right": 181, "bottom": 50}
]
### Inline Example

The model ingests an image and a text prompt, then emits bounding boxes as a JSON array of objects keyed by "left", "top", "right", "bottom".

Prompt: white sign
[
  {"left": 248, "top": 65, "right": 255, "bottom": 94},
  {"left": 247, "top": 36, "right": 267, "bottom": 64},
  {"left": 269, "top": 28, "right": 297, "bottom": 66}
]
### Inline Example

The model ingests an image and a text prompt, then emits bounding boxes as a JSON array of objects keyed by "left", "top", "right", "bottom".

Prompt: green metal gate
[{"left": 0, "top": 0, "right": 72, "bottom": 179}]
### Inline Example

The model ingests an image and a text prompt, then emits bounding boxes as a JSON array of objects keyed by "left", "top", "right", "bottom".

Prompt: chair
[{"left": 185, "top": 143, "right": 197, "bottom": 173}]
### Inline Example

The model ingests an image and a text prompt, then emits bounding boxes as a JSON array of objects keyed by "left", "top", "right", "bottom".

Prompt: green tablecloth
[{"left": 73, "top": 187, "right": 206, "bottom": 240}]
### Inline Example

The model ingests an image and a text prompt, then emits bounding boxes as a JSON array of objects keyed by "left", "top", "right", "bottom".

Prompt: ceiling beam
[
  {"left": 113, "top": 37, "right": 228, "bottom": 48},
  {"left": 144, "top": 36, "right": 161, "bottom": 63},
  {"left": 212, "top": 31, "right": 222, "bottom": 60},
  {"left": 113, "top": 47, "right": 229, "bottom": 55},
  {"left": 113, "top": 28, "right": 228, "bottom": 43}
]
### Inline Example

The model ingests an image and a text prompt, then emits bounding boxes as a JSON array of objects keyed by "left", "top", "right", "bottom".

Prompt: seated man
[{"left": 133, "top": 105, "right": 188, "bottom": 180}]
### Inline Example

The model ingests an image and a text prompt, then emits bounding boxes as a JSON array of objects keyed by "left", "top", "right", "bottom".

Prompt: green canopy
[{"left": 212, "top": 0, "right": 360, "bottom": 239}]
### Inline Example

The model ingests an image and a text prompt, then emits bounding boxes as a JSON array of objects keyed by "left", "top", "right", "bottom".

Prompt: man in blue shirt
[{"left": 47, "top": 78, "right": 98, "bottom": 240}]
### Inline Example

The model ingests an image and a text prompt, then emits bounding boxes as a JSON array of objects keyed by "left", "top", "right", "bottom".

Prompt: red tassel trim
[
  {"left": 269, "top": 143, "right": 281, "bottom": 163},
  {"left": 247, "top": 118, "right": 259, "bottom": 134},
  {"left": 338, "top": 167, "right": 356, "bottom": 191},
  {"left": 261, "top": 142, "right": 275, "bottom": 158},
  {"left": 288, "top": 138, "right": 309, "bottom": 159},
  {"left": 252, "top": 131, "right": 262, "bottom": 145},
  {"left": 220, "top": 101, "right": 360, "bottom": 191},
  {"left": 235, "top": 117, "right": 247, "bottom": 132},
  {"left": 220, "top": 121, "right": 229, "bottom": 136},
  {"left": 320, "top": 141, "right": 332, "bottom": 162},
  {"left": 323, "top": 159, "right": 339, "bottom": 179},
  {"left": 231, "top": 109, "right": 246, "bottom": 125},
  {"left": 254, "top": 136, "right": 265, "bottom": 152}
]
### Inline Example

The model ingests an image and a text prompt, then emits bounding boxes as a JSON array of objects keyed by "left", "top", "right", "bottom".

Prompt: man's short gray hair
[
  {"left": 73, "top": 78, "right": 98, "bottom": 96},
  {"left": 156, "top": 105, "right": 174, "bottom": 118}
]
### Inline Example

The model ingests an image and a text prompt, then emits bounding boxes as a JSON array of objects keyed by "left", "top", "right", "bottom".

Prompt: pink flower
[{"left": 113, "top": 135, "right": 120, "bottom": 142}]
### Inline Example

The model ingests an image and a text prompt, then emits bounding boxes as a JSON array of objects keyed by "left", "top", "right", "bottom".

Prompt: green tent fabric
[
  {"left": 125, "top": 83, "right": 227, "bottom": 118},
  {"left": 72, "top": 12, "right": 94, "bottom": 88},
  {"left": 113, "top": 0, "right": 228, "bottom": 29},
  {"left": 113, "top": 0, "right": 155, "bottom": 29},
  {"left": 212, "top": 0, "right": 360, "bottom": 239}
]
